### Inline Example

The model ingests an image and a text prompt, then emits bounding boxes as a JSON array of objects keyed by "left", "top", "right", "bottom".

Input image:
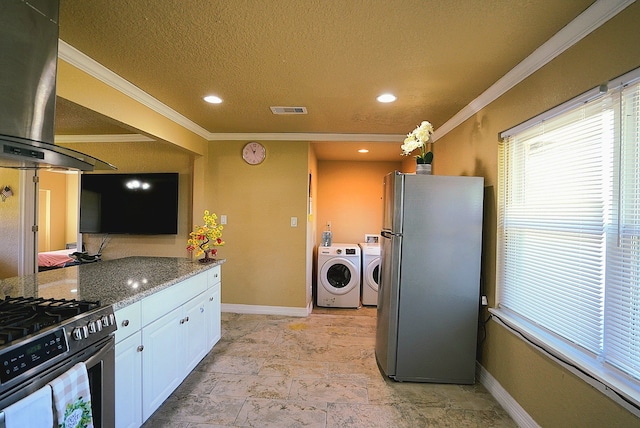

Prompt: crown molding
[
  {"left": 55, "top": 134, "right": 155, "bottom": 144},
  {"left": 58, "top": 40, "right": 212, "bottom": 140},
  {"left": 207, "top": 133, "right": 404, "bottom": 142},
  {"left": 56, "top": 132, "right": 404, "bottom": 143},
  {"left": 432, "top": 0, "right": 635, "bottom": 142}
]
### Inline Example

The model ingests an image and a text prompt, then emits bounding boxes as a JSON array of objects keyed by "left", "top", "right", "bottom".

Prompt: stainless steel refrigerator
[{"left": 375, "top": 171, "right": 484, "bottom": 383}]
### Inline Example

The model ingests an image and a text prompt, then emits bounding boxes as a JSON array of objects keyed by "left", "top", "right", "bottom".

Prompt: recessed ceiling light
[
  {"left": 204, "top": 95, "right": 223, "bottom": 104},
  {"left": 377, "top": 93, "right": 396, "bottom": 103},
  {"left": 358, "top": 149, "right": 369, "bottom": 153}
]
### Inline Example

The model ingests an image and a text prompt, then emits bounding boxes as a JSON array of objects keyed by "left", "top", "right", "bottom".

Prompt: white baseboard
[
  {"left": 476, "top": 362, "right": 540, "bottom": 428},
  {"left": 221, "top": 303, "right": 311, "bottom": 317}
]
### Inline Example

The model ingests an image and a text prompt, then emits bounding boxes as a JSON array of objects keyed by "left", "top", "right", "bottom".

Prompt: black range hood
[{"left": 0, "top": 0, "right": 115, "bottom": 171}]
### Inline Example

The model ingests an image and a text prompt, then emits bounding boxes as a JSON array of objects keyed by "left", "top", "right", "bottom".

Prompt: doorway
[{"left": 37, "top": 170, "right": 80, "bottom": 252}]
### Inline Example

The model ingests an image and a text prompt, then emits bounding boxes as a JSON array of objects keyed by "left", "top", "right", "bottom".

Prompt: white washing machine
[
  {"left": 359, "top": 242, "right": 380, "bottom": 306},
  {"left": 317, "top": 243, "right": 361, "bottom": 308}
]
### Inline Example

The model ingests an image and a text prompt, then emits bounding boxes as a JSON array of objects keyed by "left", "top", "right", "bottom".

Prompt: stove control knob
[
  {"left": 109, "top": 314, "right": 116, "bottom": 325},
  {"left": 72, "top": 326, "right": 89, "bottom": 340},
  {"left": 101, "top": 315, "right": 110, "bottom": 327},
  {"left": 87, "top": 321, "right": 97, "bottom": 334},
  {"left": 336, "top": 249, "right": 342, "bottom": 254}
]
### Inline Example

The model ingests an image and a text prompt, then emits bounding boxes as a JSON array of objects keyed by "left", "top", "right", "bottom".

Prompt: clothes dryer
[
  {"left": 317, "top": 243, "right": 361, "bottom": 308},
  {"left": 359, "top": 242, "right": 380, "bottom": 306}
]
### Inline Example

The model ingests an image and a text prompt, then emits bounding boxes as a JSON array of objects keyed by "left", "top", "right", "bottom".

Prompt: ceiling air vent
[{"left": 270, "top": 106, "right": 308, "bottom": 115}]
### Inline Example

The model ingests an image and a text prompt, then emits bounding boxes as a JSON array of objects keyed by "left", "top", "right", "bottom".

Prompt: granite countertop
[{"left": 0, "top": 256, "right": 225, "bottom": 311}]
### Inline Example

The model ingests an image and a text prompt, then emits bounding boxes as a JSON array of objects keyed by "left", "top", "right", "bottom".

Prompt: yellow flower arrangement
[{"left": 187, "top": 210, "right": 224, "bottom": 260}]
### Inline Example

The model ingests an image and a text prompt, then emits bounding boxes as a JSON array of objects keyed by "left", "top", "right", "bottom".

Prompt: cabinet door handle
[
  {"left": 122, "top": 319, "right": 130, "bottom": 327},
  {"left": 185, "top": 316, "right": 189, "bottom": 323},
  {"left": 180, "top": 318, "right": 185, "bottom": 324},
  {"left": 137, "top": 345, "right": 144, "bottom": 352},
  {"left": 209, "top": 297, "right": 214, "bottom": 301}
]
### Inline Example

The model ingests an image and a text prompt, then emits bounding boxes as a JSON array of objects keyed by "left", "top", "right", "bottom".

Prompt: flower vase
[{"left": 416, "top": 163, "right": 432, "bottom": 175}]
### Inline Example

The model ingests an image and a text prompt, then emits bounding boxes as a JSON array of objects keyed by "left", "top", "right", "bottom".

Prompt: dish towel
[
  {"left": 49, "top": 362, "right": 94, "bottom": 428},
  {"left": 2, "top": 385, "right": 54, "bottom": 428}
]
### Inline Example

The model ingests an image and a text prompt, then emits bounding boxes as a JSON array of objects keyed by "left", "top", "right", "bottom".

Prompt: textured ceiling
[{"left": 55, "top": 0, "right": 595, "bottom": 160}]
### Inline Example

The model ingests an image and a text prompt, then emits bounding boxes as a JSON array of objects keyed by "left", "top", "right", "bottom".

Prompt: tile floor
[{"left": 143, "top": 306, "right": 517, "bottom": 427}]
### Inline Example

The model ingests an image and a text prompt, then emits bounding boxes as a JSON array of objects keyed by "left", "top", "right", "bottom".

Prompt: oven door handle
[{"left": 80, "top": 335, "right": 115, "bottom": 370}]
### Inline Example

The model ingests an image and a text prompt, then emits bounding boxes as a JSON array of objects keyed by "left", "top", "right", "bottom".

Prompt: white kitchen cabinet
[
  {"left": 113, "top": 266, "right": 223, "bottom": 427},
  {"left": 206, "top": 283, "right": 221, "bottom": 349},
  {"left": 183, "top": 291, "right": 209, "bottom": 374},
  {"left": 206, "top": 266, "right": 222, "bottom": 349},
  {"left": 209, "top": 264, "right": 221, "bottom": 285},
  {"left": 115, "top": 331, "right": 143, "bottom": 428},
  {"left": 142, "top": 305, "right": 183, "bottom": 420},
  {"left": 141, "top": 274, "right": 207, "bottom": 325},
  {"left": 114, "top": 302, "right": 142, "bottom": 428},
  {"left": 114, "top": 301, "right": 141, "bottom": 343}
]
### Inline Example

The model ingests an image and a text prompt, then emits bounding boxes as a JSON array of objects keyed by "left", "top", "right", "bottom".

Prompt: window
[{"left": 495, "top": 67, "right": 640, "bottom": 411}]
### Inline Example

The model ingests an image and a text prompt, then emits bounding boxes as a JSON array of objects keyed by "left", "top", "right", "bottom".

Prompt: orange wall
[
  {"left": 39, "top": 171, "right": 71, "bottom": 251},
  {"left": 316, "top": 160, "right": 401, "bottom": 245}
]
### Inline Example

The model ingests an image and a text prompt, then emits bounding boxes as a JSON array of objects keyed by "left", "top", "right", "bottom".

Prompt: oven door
[{"left": 0, "top": 334, "right": 115, "bottom": 428}]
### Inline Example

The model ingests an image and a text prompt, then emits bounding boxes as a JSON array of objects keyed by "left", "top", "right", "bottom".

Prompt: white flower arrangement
[{"left": 401, "top": 120, "right": 434, "bottom": 164}]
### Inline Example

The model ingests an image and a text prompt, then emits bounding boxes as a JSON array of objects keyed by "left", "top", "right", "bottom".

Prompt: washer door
[
  {"left": 365, "top": 257, "right": 380, "bottom": 292},
  {"left": 320, "top": 257, "right": 358, "bottom": 295}
]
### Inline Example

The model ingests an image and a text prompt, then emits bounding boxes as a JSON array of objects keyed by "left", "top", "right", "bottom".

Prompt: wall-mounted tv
[{"left": 79, "top": 172, "right": 179, "bottom": 235}]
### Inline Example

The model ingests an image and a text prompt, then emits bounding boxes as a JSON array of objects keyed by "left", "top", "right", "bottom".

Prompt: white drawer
[
  {"left": 114, "top": 301, "right": 141, "bottom": 343},
  {"left": 208, "top": 265, "right": 221, "bottom": 286},
  {"left": 141, "top": 273, "right": 207, "bottom": 326}
]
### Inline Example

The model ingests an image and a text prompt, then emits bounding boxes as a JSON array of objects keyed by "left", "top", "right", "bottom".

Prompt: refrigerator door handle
[{"left": 381, "top": 230, "right": 402, "bottom": 238}]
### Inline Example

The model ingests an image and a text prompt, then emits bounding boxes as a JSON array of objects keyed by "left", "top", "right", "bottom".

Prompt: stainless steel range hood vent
[
  {"left": 0, "top": 0, "right": 115, "bottom": 171},
  {"left": 0, "top": 135, "right": 116, "bottom": 171}
]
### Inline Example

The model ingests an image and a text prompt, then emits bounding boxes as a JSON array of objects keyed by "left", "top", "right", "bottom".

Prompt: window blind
[
  {"left": 497, "top": 71, "right": 640, "bottom": 395},
  {"left": 499, "top": 99, "right": 611, "bottom": 356},
  {"left": 605, "top": 82, "right": 640, "bottom": 379}
]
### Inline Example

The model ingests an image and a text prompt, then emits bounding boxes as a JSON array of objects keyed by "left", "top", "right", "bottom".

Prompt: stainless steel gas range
[{"left": 0, "top": 296, "right": 117, "bottom": 427}]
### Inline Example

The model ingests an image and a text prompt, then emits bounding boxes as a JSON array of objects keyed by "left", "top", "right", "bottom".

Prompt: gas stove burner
[{"left": 0, "top": 296, "right": 101, "bottom": 346}]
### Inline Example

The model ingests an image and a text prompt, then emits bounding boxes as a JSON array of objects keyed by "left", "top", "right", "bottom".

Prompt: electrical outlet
[
  {"left": 481, "top": 295, "right": 488, "bottom": 306},
  {"left": 291, "top": 217, "right": 298, "bottom": 227},
  {"left": 220, "top": 215, "right": 227, "bottom": 225}
]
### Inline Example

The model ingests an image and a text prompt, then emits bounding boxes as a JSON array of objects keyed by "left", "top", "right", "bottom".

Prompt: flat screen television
[{"left": 79, "top": 172, "right": 179, "bottom": 235}]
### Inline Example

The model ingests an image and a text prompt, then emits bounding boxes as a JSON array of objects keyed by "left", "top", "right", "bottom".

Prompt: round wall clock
[{"left": 242, "top": 141, "right": 266, "bottom": 165}]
